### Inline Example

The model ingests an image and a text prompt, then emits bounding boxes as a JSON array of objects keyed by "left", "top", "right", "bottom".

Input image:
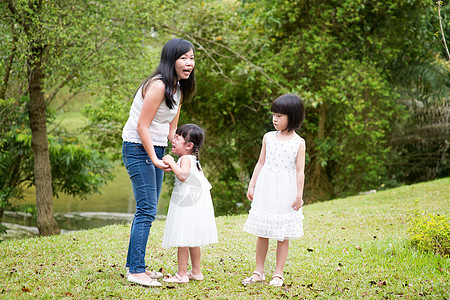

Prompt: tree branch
[
  {"left": 437, "top": 1, "right": 450, "bottom": 60},
  {"left": 56, "top": 90, "right": 86, "bottom": 111},
  {"left": 46, "top": 36, "right": 111, "bottom": 105},
  {"left": 0, "top": 20, "right": 18, "bottom": 100},
  {"left": 160, "top": 25, "right": 287, "bottom": 91}
]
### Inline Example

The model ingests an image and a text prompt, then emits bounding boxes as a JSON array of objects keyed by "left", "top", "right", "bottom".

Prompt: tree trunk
[
  {"left": 310, "top": 104, "right": 333, "bottom": 200},
  {"left": 27, "top": 45, "right": 60, "bottom": 236},
  {"left": 0, "top": 21, "right": 17, "bottom": 100}
]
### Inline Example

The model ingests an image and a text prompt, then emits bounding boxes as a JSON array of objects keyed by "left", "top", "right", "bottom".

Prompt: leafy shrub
[{"left": 408, "top": 204, "right": 450, "bottom": 257}]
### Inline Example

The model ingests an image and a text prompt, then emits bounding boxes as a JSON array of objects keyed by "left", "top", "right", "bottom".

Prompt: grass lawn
[{"left": 1, "top": 178, "right": 449, "bottom": 299}]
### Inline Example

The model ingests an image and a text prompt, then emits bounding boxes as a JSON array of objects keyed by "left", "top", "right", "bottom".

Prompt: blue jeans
[{"left": 122, "top": 141, "right": 165, "bottom": 273}]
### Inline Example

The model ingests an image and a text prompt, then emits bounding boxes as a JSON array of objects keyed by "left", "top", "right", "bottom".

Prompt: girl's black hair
[
  {"left": 271, "top": 93, "right": 305, "bottom": 132},
  {"left": 176, "top": 124, "right": 205, "bottom": 170},
  {"left": 139, "top": 38, "right": 197, "bottom": 109}
]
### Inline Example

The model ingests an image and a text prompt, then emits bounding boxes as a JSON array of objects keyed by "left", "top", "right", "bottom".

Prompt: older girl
[{"left": 243, "top": 94, "right": 306, "bottom": 287}]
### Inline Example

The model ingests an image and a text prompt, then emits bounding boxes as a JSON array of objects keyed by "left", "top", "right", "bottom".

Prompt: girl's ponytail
[{"left": 194, "top": 147, "right": 201, "bottom": 171}]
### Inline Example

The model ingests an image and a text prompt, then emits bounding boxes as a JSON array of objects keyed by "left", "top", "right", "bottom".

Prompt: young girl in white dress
[
  {"left": 161, "top": 124, "right": 218, "bottom": 284},
  {"left": 243, "top": 94, "right": 306, "bottom": 287}
]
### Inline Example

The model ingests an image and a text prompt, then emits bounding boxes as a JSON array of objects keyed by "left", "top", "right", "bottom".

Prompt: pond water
[{"left": 1, "top": 166, "right": 169, "bottom": 240}]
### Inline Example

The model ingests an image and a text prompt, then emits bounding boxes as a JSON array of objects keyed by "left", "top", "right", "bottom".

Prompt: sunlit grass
[{"left": 1, "top": 178, "right": 449, "bottom": 299}]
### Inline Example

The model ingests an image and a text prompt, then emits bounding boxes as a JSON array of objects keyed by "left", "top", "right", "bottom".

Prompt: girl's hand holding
[
  {"left": 292, "top": 198, "right": 304, "bottom": 211},
  {"left": 247, "top": 187, "right": 254, "bottom": 201},
  {"left": 162, "top": 154, "right": 175, "bottom": 165}
]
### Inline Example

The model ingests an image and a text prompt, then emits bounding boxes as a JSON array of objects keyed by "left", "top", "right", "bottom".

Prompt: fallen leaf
[
  {"left": 65, "top": 292, "right": 73, "bottom": 296},
  {"left": 377, "top": 280, "right": 387, "bottom": 287},
  {"left": 21, "top": 287, "right": 31, "bottom": 293}
]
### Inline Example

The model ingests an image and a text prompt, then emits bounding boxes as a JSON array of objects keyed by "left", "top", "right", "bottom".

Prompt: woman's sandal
[
  {"left": 242, "top": 271, "right": 265, "bottom": 285},
  {"left": 146, "top": 270, "right": 164, "bottom": 279},
  {"left": 269, "top": 274, "right": 284, "bottom": 287},
  {"left": 127, "top": 274, "right": 162, "bottom": 287},
  {"left": 162, "top": 273, "right": 189, "bottom": 284},
  {"left": 126, "top": 268, "right": 163, "bottom": 279},
  {"left": 187, "top": 271, "right": 204, "bottom": 281}
]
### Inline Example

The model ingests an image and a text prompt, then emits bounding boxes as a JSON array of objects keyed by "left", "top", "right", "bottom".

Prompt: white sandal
[
  {"left": 127, "top": 274, "right": 162, "bottom": 287},
  {"left": 269, "top": 274, "right": 284, "bottom": 287},
  {"left": 126, "top": 268, "right": 163, "bottom": 279},
  {"left": 242, "top": 271, "right": 265, "bottom": 285}
]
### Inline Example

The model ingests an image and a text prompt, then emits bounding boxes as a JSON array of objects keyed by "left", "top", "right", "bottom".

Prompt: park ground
[{"left": 0, "top": 178, "right": 449, "bottom": 299}]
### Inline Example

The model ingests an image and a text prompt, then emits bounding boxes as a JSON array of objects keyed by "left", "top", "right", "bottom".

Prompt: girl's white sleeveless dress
[
  {"left": 243, "top": 131, "right": 305, "bottom": 241},
  {"left": 162, "top": 155, "right": 218, "bottom": 248}
]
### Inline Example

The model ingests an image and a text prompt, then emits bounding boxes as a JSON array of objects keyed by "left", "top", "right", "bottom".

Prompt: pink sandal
[
  {"left": 162, "top": 273, "right": 189, "bottom": 284},
  {"left": 242, "top": 271, "right": 265, "bottom": 285},
  {"left": 269, "top": 274, "right": 284, "bottom": 287},
  {"left": 188, "top": 271, "right": 204, "bottom": 281}
]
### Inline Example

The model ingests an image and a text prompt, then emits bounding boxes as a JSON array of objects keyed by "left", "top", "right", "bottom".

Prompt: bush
[{"left": 408, "top": 204, "right": 450, "bottom": 257}]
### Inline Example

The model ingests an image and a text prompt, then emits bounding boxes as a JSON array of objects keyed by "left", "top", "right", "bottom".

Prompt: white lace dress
[
  {"left": 162, "top": 155, "right": 218, "bottom": 248},
  {"left": 243, "top": 131, "right": 305, "bottom": 241}
]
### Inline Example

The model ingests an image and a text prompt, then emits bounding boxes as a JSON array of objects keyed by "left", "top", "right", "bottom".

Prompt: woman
[{"left": 122, "top": 38, "right": 196, "bottom": 287}]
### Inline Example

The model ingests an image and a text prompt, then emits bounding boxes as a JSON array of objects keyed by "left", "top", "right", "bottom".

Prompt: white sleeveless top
[{"left": 122, "top": 80, "right": 181, "bottom": 147}]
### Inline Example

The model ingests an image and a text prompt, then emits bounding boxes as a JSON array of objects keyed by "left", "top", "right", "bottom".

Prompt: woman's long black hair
[{"left": 139, "top": 38, "right": 197, "bottom": 109}]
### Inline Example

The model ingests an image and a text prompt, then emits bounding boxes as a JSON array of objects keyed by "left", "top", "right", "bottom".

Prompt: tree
[
  {"left": 0, "top": 98, "right": 113, "bottom": 234},
  {"left": 81, "top": 0, "right": 447, "bottom": 213},
  {"left": 165, "top": 0, "right": 445, "bottom": 204},
  {"left": 0, "top": 0, "right": 170, "bottom": 235}
]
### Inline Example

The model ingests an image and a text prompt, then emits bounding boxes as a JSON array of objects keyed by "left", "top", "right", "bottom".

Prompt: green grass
[{"left": 1, "top": 178, "right": 449, "bottom": 299}]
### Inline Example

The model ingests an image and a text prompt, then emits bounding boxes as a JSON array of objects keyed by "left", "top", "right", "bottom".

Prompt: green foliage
[
  {"left": 408, "top": 203, "right": 450, "bottom": 257},
  {"left": 0, "top": 97, "right": 32, "bottom": 215},
  {"left": 165, "top": 0, "right": 440, "bottom": 206},
  {"left": 0, "top": 98, "right": 113, "bottom": 232},
  {"left": 2, "top": 0, "right": 446, "bottom": 218}
]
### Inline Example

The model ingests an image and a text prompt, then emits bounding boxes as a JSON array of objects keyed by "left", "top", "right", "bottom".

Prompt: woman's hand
[{"left": 292, "top": 198, "right": 304, "bottom": 211}]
